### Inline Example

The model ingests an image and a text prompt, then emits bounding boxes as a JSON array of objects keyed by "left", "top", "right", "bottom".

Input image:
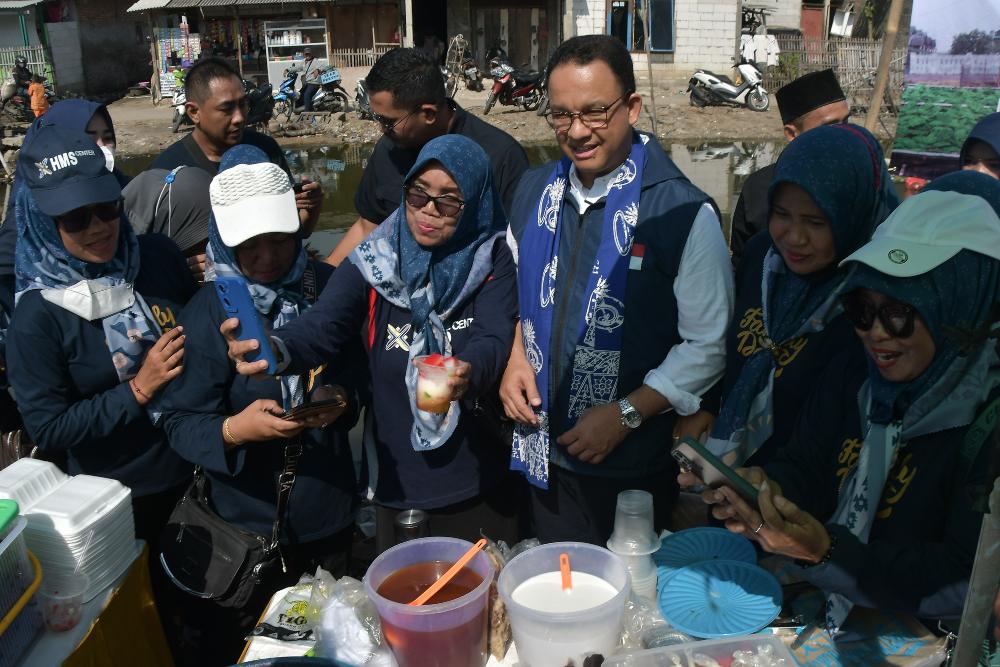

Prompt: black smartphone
[
  {"left": 671, "top": 436, "right": 760, "bottom": 504},
  {"left": 281, "top": 398, "right": 346, "bottom": 421},
  {"left": 292, "top": 182, "right": 305, "bottom": 194}
]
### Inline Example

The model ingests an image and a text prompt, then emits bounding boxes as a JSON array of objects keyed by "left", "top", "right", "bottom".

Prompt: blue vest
[{"left": 509, "top": 136, "right": 714, "bottom": 476}]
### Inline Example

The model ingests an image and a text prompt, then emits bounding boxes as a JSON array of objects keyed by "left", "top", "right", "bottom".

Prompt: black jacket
[{"left": 730, "top": 163, "right": 774, "bottom": 266}]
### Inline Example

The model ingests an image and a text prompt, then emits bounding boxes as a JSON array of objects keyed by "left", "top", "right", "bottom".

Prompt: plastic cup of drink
[
  {"left": 414, "top": 355, "right": 456, "bottom": 414},
  {"left": 39, "top": 572, "right": 88, "bottom": 632}
]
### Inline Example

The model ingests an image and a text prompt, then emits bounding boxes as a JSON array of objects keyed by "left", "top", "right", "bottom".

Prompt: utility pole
[
  {"left": 863, "top": 0, "right": 904, "bottom": 132},
  {"left": 642, "top": 1, "right": 657, "bottom": 135}
]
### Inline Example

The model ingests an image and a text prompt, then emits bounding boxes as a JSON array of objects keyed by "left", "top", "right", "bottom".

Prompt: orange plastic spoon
[
  {"left": 560, "top": 553, "right": 572, "bottom": 591},
  {"left": 409, "top": 538, "right": 488, "bottom": 606}
]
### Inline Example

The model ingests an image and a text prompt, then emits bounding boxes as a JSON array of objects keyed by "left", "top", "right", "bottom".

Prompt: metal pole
[
  {"left": 951, "top": 477, "right": 1000, "bottom": 666},
  {"left": 404, "top": 0, "right": 414, "bottom": 48},
  {"left": 863, "top": 0, "right": 903, "bottom": 132},
  {"left": 234, "top": 9, "right": 244, "bottom": 78},
  {"left": 641, "top": 0, "right": 657, "bottom": 135}
]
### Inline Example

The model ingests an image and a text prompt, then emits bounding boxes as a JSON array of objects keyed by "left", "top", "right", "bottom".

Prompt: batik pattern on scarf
[
  {"left": 349, "top": 134, "right": 506, "bottom": 452},
  {"left": 512, "top": 135, "right": 647, "bottom": 489},
  {"left": 13, "top": 185, "right": 163, "bottom": 418}
]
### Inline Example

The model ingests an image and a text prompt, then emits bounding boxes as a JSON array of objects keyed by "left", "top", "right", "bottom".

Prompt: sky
[{"left": 909, "top": 0, "right": 1000, "bottom": 50}]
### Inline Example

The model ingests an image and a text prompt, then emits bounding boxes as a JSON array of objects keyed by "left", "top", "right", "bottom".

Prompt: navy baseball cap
[{"left": 17, "top": 124, "right": 121, "bottom": 217}]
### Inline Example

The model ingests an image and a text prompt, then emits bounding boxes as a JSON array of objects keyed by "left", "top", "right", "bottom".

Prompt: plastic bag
[
  {"left": 252, "top": 567, "right": 337, "bottom": 641},
  {"left": 314, "top": 576, "right": 397, "bottom": 667}
]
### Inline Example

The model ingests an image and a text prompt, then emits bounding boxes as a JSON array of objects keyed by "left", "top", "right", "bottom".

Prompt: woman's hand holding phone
[
  {"left": 225, "top": 399, "right": 307, "bottom": 446},
  {"left": 220, "top": 317, "right": 276, "bottom": 376}
]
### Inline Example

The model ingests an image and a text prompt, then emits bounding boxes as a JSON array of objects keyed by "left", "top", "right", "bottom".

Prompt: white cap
[
  {"left": 840, "top": 190, "right": 1000, "bottom": 277},
  {"left": 209, "top": 162, "right": 300, "bottom": 247}
]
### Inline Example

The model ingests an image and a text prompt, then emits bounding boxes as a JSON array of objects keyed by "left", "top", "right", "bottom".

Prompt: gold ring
[{"left": 753, "top": 521, "right": 765, "bottom": 534}]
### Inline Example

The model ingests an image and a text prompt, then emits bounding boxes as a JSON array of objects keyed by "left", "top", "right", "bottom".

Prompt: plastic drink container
[
  {"left": 39, "top": 572, "right": 88, "bottom": 632},
  {"left": 363, "top": 537, "right": 494, "bottom": 667},
  {"left": 414, "top": 355, "right": 455, "bottom": 414},
  {"left": 498, "top": 542, "right": 630, "bottom": 667}
]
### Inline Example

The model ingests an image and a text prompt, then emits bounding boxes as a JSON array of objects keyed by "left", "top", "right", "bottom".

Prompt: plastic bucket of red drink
[{"left": 363, "top": 537, "right": 494, "bottom": 667}]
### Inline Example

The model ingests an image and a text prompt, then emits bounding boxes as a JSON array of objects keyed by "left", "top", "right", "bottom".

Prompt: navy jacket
[
  {"left": 722, "top": 230, "right": 862, "bottom": 466},
  {"left": 161, "top": 260, "right": 358, "bottom": 542},
  {"left": 275, "top": 238, "right": 518, "bottom": 509},
  {"left": 7, "top": 234, "right": 195, "bottom": 496},
  {"left": 508, "top": 135, "right": 713, "bottom": 477},
  {"left": 766, "top": 351, "right": 991, "bottom": 623}
]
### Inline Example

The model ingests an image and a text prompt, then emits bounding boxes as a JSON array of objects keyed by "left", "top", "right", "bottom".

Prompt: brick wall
[
  {"left": 672, "top": 0, "right": 737, "bottom": 72},
  {"left": 73, "top": 0, "right": 151, "bottom": 95},
  {"left": 566, "top": 0, "right": 605, "bottom": 36}
]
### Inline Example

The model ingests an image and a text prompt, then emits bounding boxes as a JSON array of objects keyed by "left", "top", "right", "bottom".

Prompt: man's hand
[
  {"left": 556, "top": 402, "right": 629, "bottom": 465},
  {"left": 295, "top": 178, "right": 323, "bottom": 237},
  {"left": 673, "top": 409, "right": 715, "bottom": 444},
  {"left": 499, "top": 324, "right": 541, "bottom": 425},
  {"left": 220, "top": 317, "right": 273, "bottom": 376},
  {"left": 187, "top": 253, "right": 207, "bottom": 283}
]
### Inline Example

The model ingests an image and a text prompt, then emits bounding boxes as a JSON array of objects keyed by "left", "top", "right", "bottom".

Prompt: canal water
[{"left": 117, "top": 139, "right": 784, "bottom": 256}]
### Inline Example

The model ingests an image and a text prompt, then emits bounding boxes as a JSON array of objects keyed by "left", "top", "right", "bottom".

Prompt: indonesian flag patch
[{"left": 629, "top": 243, "right": 645, "bottom": 270}]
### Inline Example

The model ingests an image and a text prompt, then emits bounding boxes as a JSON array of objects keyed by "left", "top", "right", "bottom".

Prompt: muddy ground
[{"left": 103, "top": 73, "right": 895, "bottom": 158}]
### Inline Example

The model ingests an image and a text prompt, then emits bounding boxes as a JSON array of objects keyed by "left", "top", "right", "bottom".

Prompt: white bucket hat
[
  {"left": 210, "top": 162, "right": 300, "bottom": 247},
  {"left": 840, "top": 190, "right": 1000, "bottom": 277}
]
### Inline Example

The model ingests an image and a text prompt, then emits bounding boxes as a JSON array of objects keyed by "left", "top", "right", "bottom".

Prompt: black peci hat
[{"left": 775, "top": 69, "right": 846, "bottom": 125}]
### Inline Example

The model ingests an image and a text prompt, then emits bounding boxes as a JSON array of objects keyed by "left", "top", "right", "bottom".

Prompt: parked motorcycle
[
  {"left": 355, "top": 77, "right": 373, "bottom": 120},
  {"left": 244, "top": 78, "right": 275, "bottom": 130},
  {"left": 170, "top": 87, "right": 191, "bottom": 133},
  {"left": 308, "top": 66, "right": 349, "bottom": 113},
  {"left": 687, "top": 61, "right": 769, "bottom": 111},
  {"left": 483, "top": 55, "right": 543, "bottom": 114},
  {"left": 272, "top": 67, "right": 301, "bottom": 122},
  {"left": 460, "top": 51, "right": 483, "bottom": 92}
]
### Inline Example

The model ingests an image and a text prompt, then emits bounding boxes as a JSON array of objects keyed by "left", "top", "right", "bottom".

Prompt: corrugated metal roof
[
  {"left": 126, "top": 0, "right": 173, "bottom": 11},
  {"left": 0, "top": 0, "right": 43, "bottom": 9},
  {"left": 168, "top": 0, "right": 329, "bottom": 6}
]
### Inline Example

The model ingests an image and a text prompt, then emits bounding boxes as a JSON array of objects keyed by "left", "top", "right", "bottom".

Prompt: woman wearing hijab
[
  {"left": 696, "top": 124, "right": 898, "bottom": 467},
  {"left": 5, "top": 125, "right": 194, "bottom": 542},
  {"left": 160, "top": 145, "right": 357, "bottom": 666},
  {"left": 693, "top": 174, "right": 1000, "bottom": 638},
  {"left": 960, "top": 112, "right": 1000, "bottom": 180},
  {"left": 225, "top": 135, "right": 522, "bottom": 553}
]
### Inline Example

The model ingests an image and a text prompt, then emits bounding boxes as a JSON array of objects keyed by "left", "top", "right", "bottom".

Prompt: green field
[{"left": 893, "top": 85, "right": 999, "bottom": 154}]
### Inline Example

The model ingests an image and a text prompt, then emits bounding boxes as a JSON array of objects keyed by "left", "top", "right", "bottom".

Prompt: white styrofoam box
[
  {"left": 603, "top": 635, "right": 799, "bottom": 666},
  {"left": 25, "top": 475, "right": 131, "bottom": 536},
  {"left": 0, "top": 459, "right": 68, "bottom": 511}
]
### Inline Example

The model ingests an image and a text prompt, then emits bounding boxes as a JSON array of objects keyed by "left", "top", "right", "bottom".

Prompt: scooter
[
  {"left": 0, "top": 75, "right": 55, "bottom": 122},
  {"left": 272, "top": 67, "right": 300, "bottom": 121},
  {"left": 244, "top": 78, "right": 275, "bottom": 131},
  {"left": 483, "top": 55, "right": 543, "bottom": 114},
  {"left": 460, "top": 50, "right": 483, "bottom": 92},
  {"left": 309, "top": 67, "right": 349, "bottom": 113},
  {"left": 687, "top": 60, "right": 769, "bottom": 111},
  {"left": 355, "top": 77, "right": 373, "bottom": 120},
  {"left": 170, "top": 87, "right": 191, "bottom": 133}
]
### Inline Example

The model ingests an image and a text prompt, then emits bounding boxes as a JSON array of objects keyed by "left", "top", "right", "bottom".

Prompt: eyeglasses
[
  {"left": 404, "top": 186, "right": 464, "bottom": 217},
  {"left": 841, "top": 293, "right": 917, "bottom": 338},
  {"left": 371, "top": 106, "right": 422, "bottom": 134},
  {"left": 55, "top": 199, "right": 122, "bottom": 234},
  {"left": 543, "top": 92, "right": 632, "bottom": 132}
]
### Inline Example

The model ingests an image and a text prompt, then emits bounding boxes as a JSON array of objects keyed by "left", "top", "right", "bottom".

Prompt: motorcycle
[
  {"left": 355, "top": 77, "right": 373, "bottom": 120},
  {"left": 244, "top": 78, "right": 275, "bottom": 130},
  {"left": 460, "top": 51, "right": 483, "bottom": 92},
  {"left": 0, "top": 75, "right": 55, "bottom": 122},
  {"left": 272, "top": 67, "right": 301, "bottom": 121},
  {"left": 170, "top": 87, "right": 191, "bottom": 133},
  {"left": 687, "top": 60, "right": 769, "bottom": 112},
  {"left": 309, "top": 66, "right": 350, "bottom": 113},
  {"left": 483, "top": 55, "right": 543, "bottom": 114}
]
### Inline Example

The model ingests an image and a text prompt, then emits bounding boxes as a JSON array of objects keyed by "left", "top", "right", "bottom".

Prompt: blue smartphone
[{"left": 214, "top": 276, "right": 278, "bottom": 375}]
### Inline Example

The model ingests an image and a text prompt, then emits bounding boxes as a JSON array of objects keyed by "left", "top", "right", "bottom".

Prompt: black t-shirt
[
  {"left": 354, "top": 103, "right": 529, "bottom": 223},
  {"left": 149, "top": 129, "right": 291, "bottom": 177}
]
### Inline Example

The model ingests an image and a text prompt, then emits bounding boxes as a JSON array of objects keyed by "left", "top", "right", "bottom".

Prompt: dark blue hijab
[{"left": 960, "top": 112, "right": 1000, "bottom": 167}]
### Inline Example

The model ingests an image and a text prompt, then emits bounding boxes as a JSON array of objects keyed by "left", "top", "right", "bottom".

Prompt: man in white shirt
[{"left": 501, "top": 35, "right": 734, "bottom": 544}]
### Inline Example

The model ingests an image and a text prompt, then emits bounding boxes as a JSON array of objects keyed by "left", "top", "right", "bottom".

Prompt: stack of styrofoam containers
[
  {"left": 0, "top": 501, "right": 43, "bottom": 667},
  {"left": 0, "top": 460, "right": 137, "bottom": 603}
]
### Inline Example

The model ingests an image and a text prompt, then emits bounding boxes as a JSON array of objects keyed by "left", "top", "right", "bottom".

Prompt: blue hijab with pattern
[
  {"left": 205, "top": 144, "right": 308, "bottom": 410},
  {"left": 709, "top": 124, "right": 898, "bottom": 464},
  {"left": 349, "top": 134, "right": 505, "bottom": 451}
]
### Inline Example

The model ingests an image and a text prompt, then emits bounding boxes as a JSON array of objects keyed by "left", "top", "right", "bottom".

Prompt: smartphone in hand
[
  {"left": 671, "top": 436, "right": 760, "bottom": 504},
  {"left": 281, "top": 398, "right": 347, "bottom": 421},
  {"left": 214, "top": 276, "right": 279, "bottom": 375}
]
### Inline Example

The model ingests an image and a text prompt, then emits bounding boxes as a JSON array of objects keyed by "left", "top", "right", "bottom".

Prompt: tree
[{"left": 951, "top": 29, "right": 999, "bottom": 55}]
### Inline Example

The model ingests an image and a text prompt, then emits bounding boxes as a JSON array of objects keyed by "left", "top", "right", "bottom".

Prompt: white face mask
[
  {"left": 101, "top": 144, "right": 115, "bottom": 173},
  {"left": 41, "top": 280, "right": 134, "bottom": 320}
]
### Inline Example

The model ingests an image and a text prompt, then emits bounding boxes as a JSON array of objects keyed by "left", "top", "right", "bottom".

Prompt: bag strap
[{"left": 269, "top": 437, "right": 302, "bottom": 571}]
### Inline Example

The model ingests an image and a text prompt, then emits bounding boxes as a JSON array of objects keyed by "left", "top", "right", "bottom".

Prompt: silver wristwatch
[{"left": 618, "top": 397, "right": 643, "bottom": 429}]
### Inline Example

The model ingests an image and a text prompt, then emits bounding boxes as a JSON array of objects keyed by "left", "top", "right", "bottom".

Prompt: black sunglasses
[
  {"left": 841, "top": 293, "right": 917, "bottom": 338},
  {"left": 371, "top": 106, "right": 422, "bottom": 134},
  {"left": 55, "top": 199, "right": 122, "bottom": 234},
  {"left": 404, "top": 186, "right": 464, "bottom": 217}
]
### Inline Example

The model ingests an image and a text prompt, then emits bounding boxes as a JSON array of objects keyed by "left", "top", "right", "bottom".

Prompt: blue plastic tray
[
  {"left": 653, "top": 527, "right": 756, "bottom": 595},
  {"left": 658, "top": 559, "right": 782, "bottom": 639}
]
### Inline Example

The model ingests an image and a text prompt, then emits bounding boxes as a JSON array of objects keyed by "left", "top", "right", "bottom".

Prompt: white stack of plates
[{"left": 19, "top": 474, "right": 136, "bottom": 603}]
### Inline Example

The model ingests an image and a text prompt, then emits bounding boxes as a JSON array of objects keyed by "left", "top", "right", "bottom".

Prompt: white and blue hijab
[
  {"left": 349, "top": 134, "right": 506, "bottom": 451},
  {"left": 511, "top": 131, "right": 647, "bottom": 489}
]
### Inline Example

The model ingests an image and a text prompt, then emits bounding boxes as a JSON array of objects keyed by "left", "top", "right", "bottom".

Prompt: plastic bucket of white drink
[{"left": 498, "top": 542, "right": 630, "bottom": 667}]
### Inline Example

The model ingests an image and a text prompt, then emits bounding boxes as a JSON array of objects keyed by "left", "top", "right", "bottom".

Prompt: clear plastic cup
[
  {"left": 607, "top": 490, "right": 661, "bottom": 555},
  {"left": 414, "top": 355, "right": 456, "bottom": 414},
  {"left": 363, "top": 537, "right": 494, "bottom": 667},
  {"left": 39, "top": 572, "right": 88, "bottom": 632}
]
